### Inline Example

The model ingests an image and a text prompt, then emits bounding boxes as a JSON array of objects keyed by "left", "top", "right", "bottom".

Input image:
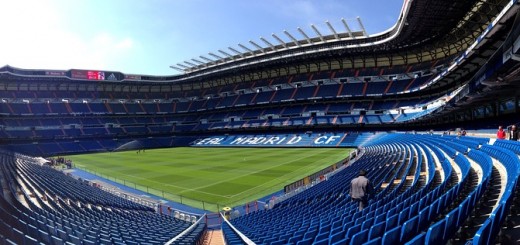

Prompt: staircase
[{"left": 202, "top": 229, "right": 225, "bottom": 245}]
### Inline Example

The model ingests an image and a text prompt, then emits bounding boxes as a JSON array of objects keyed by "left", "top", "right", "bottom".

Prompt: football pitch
[{"left": 66, "top": 147, "right": 353, "bottom": 211}]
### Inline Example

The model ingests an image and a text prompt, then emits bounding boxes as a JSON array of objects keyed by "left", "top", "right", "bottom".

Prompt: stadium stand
[
  {"left": 0, "top": 151, "right": 206, "bottom": 244},
  {"left": 1, "top": 0, "right": 520, "bottom": 243}
]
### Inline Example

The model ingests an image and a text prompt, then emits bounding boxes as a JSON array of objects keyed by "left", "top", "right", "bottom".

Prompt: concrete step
[{"left": 203, "top": 229, "right": 225, "bottom": 245}]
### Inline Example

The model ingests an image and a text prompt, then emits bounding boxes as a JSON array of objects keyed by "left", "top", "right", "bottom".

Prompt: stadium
[{"left": 1, "top": 0, "right": 520, "bottom": 244}]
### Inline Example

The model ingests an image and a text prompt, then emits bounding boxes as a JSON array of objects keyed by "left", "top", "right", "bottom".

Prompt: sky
[{"left": 0, "top": 0, "right": 403, "bottom": 76}]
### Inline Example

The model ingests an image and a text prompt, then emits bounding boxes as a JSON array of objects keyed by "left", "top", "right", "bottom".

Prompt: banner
[{"left": 193, "top": 133, "right": 355, "bottom": 147}]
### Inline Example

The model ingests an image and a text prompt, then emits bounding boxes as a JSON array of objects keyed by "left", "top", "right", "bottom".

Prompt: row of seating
[
  {"left": 0, "top": 98, "right": 425, "bottom": 119},
  {"left": 225, "top": 134, "right": 520, "bottom": 244},
  {"left": 0, "top": 64, "right": 440, "bottom": 101},
  {"left": 0, "top": 152, "right": 207, "bottom": 244}
]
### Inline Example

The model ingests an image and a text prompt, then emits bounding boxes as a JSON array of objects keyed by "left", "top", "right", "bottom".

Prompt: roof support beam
[
  {"left": 169, "top": 65, "right": 184, "bottom": 72},
  {"left": 249, "top": 40, "right": 265, "bottom": 53},
  {"left": 283, "top": 30, "right": 300, "bottom": 47},
  {"left": 176, "top": 63, "right": 189, "bottom": 69},
  {"left": 191, "top": 59, "right": 204, "bottom": 65},
  {"left": 184, "top": 61, "right": 196, "bottom": 67},
  {"left": 260, "top": 37, "right": 276, "bottom": 51},
  {"left": 326, "top": 21, "right": 339, "bottom": 40},
  {"left": 357, "top": 17, "right": 368, "bottom": 37},
  {"left": 311, "top": 24, "right": 325, "bottom": 42},
  {"left": 272, "top": 33, "right": 287, "bottom": 48},
  {"left": 208, "top": 52, "right": 222, "bottom": 60},
  {"left": 199, "top": 55, "right": 214, "bottom": 62},
  {"left": 341, "top": 18, "right": 354, "bottom": 38},
  {"left": 238, "top": 43, "right": 254, "bottom": 55},
  {"left": 297, "top": 27, "right": 312, "bottom": 44},
  {"left": 228, "top": 47, "right": 244, "bottom": 58},
  {"left": 217, "top": 50, "right": 233, "bottom": 61}
]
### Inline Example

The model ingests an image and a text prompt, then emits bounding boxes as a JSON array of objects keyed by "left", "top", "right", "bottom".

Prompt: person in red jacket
[{"left": 497, "top": 126, "right": 506, "bottom": 139}]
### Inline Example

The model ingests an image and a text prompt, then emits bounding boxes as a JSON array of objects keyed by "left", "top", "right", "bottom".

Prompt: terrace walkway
[{"left": 203, "top": 230, "right": 225, "bottom": 245}]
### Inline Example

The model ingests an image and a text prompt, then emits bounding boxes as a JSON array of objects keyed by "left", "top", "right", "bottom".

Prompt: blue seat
[
  {"left": 332, "top": 237, "right": 349, "bottom": 245},
  {"left": 361, "top": 217, "right": 375, "bottom": 231},
  {"left": 443, "top": 207, "right": 459, "bottom": 241},
  {"left": 363, "top": 237, "right": 381, "bottom": 245},
  {"left": 296, "top": 237, "right": 313, "bottom": 245},
  {"left": 350, "top": 229, "right": 369, "bottom": 245},
  {"left": 270, "top": 240, "right": 285, "bottom": 245},
  {"left": 270, "top": 239, "right": 286, "bottom": 245},
  {"left": 314, "top": 232, "right": 328, "bottom": 242},
  {"left": 405, "top": 233, "right": 425, "bottom": 245},
  {"left": 312, "top": 237, "right": 328, "bottom": 245},
  {"left": 329, "top": 229, "right": 345, "bottom": 244},
  {"left": 401, "top": 215, "right": 419, "bottom": 243},
  {"left": 369, "top": 222, "right": 386, "bottom": 240},
  {"left": 24, "top": 235, "right": 39, "bottom": 245},
  {"left": 382, "top": 225, "right": 401, "bottom": 245},
  {"left": 428, "top": 199, "right": 440, "bottom": 221},
  {"left": 374, "top": 213, "right": 385, "bottom": 225},
  {"left": 385, "top": 214, "right": 399, "bottom": 231},
  {"left": 472, "top": 219, "right": 492, "bottom": 245},
  {"left": 398, "top": 207, "right": 410, "bottom": 226},
  {"left": 11, "top": 228, "right": 24, "bottom": 244},
  {"left": 425, "top": 219, "right": 446, "bottom": 245},
  {"left": 38, "top": 229, "right": 51, "bottom": 244},
  {"left": 418, "top": 206, "right": 430, "bottom": 232},
  {"left": 345, "top": 224, "right": 362, "bottom": 240},
  {"left": 51, "top": 235, "right": 64, "bottom": 245}
]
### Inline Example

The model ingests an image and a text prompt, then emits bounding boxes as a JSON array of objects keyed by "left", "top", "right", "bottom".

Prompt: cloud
[
  {"left": 116, "top": 38, "right": 134, "bottom": 50},
  {"left": 0, "top": 1, "right": 136, "bottom": 72}
]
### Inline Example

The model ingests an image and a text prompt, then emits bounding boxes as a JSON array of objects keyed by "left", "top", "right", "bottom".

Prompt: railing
[
  {"left": 271, "top": 148, "right": 363, "bottom": 207},
  {"left": 220, "top": 212, "right": 256, "bottom": 245},
  {"left": 72, "top": 166, "right": 228, "bottom": 212},
  {"left": 165, "top": 213, "right": 207, "bottom": 245}
]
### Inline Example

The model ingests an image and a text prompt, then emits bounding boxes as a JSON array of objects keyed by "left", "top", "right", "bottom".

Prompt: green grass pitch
[{"left": 66, "top": 147, "right": 353, "bottom": 211}]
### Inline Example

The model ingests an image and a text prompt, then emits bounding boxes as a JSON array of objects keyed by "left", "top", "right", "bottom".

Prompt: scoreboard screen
[
  {"left": 70, "top": 69, "right": 121, "bottom": 81},
  {"left": 71, "top": 70, "right": 105, "bottom": 80},
  {"left": 86, "top": 71, "right": 105, "bottom": 80}
]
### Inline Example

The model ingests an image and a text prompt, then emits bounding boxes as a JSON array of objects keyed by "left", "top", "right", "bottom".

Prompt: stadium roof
[{"left": 169, "top": 0, "right": 508, "bottom": 84}]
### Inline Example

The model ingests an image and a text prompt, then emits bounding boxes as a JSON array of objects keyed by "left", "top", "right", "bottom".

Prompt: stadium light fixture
[
  {"left": 341, "top": 18, "right": 354, "bottom": 38},
  {"left": 22, "top": 99, "right": 30, "bottom": 103},
  {"left": 61, "top": 99, "right": 69, "bottom": 103},
  {"left": 1, "top": 99, "right": 7, "bottom": 103},
  {"left": 356, "top": 17, "right": 368, "bottom": 37},
  {"left": 260, "top": 37, "right": 277, "bottom": 51},
  {"left": 326, "top": 21, "right": 339, "bottom": 40},
  {"left": 311, "top": 24, "right": 325, "bottom": 42},
  {"left": 297, "top": 27, "right": 312, "bottom": 44},
  {"left": 82, "top": 100, "right": 88, "bottom": 103},
  {"left": 271, "top": 33, "right": 287, "bottom": 48},
  {"left": 283, "top": 30, "right": 300, "bottom": 47}
]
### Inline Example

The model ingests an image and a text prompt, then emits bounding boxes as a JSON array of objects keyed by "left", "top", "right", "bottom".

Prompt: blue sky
[{"left": 0, "top": 0, "right": 403, "bottom": 75}]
